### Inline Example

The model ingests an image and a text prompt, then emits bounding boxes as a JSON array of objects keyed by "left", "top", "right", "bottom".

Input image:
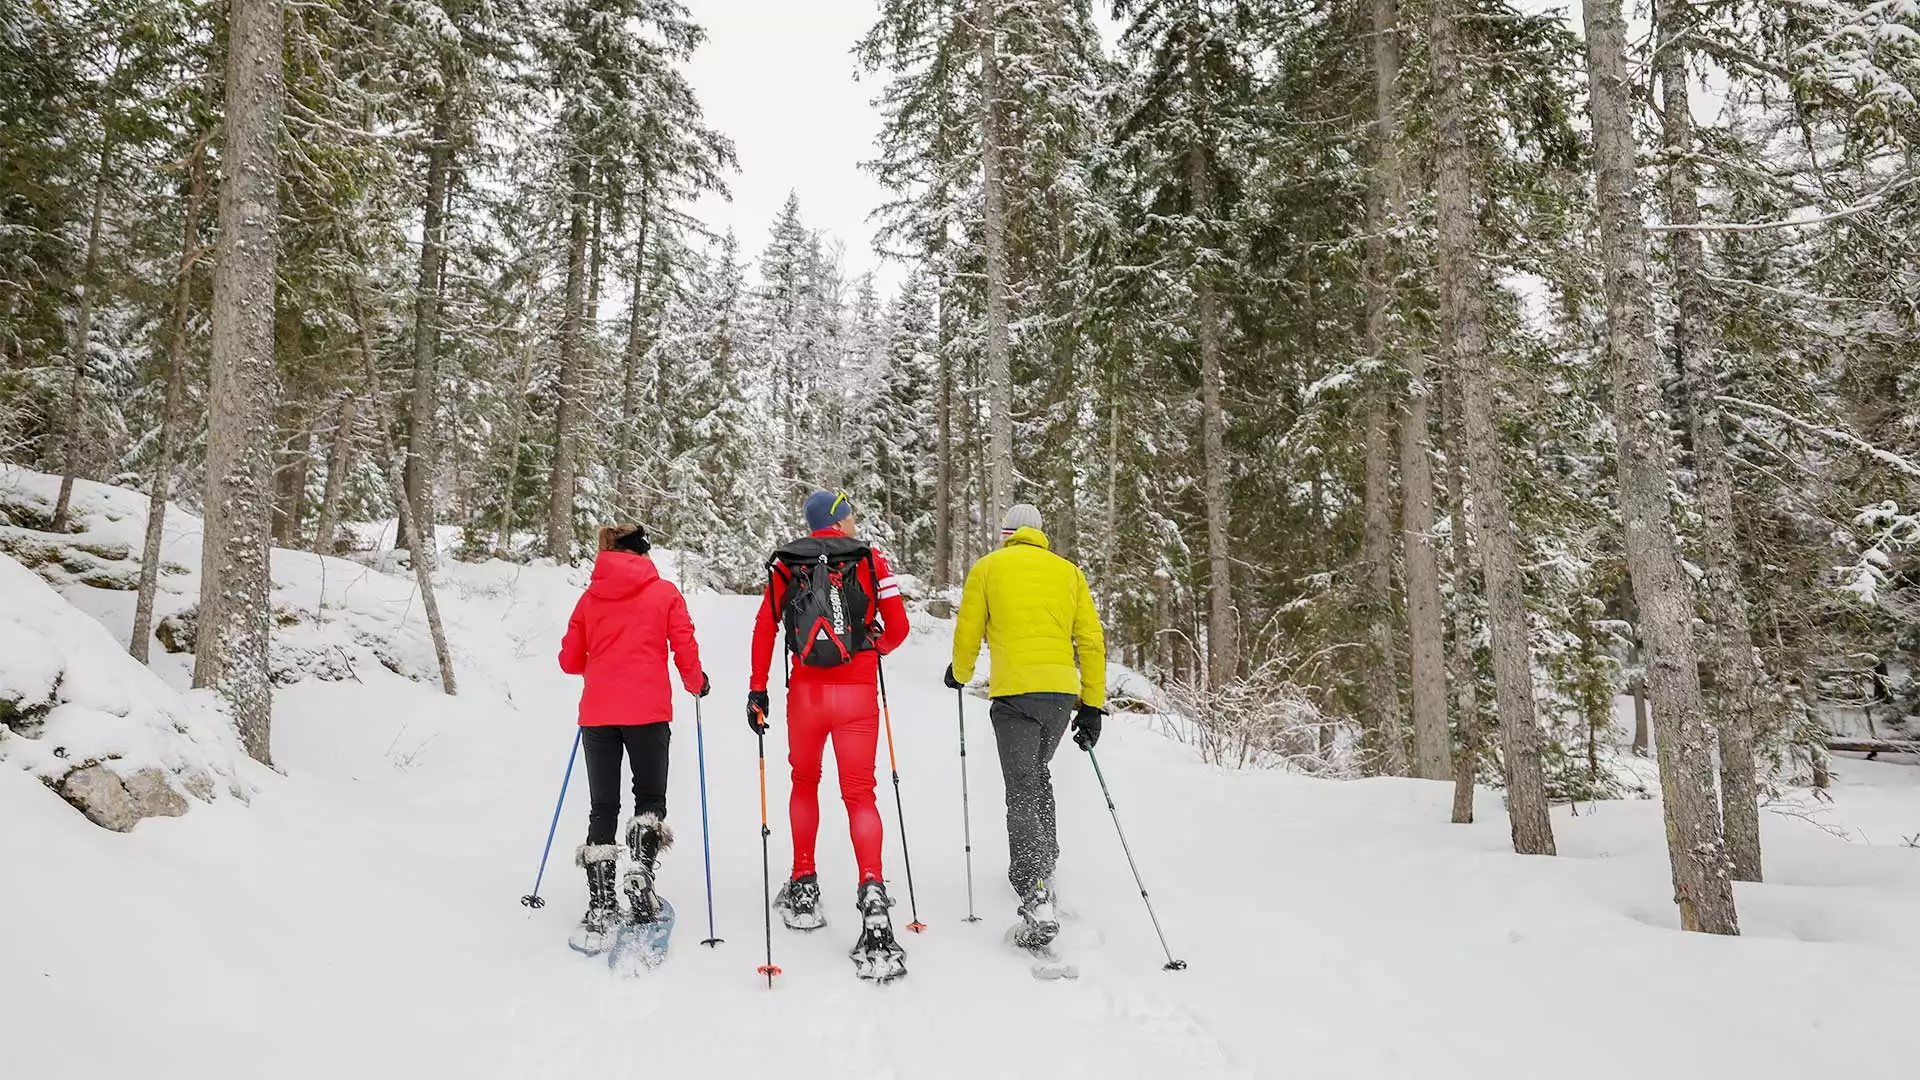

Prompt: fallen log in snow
[{"left": 1825, "top": 737, "right": 1920, "bottom": 758}]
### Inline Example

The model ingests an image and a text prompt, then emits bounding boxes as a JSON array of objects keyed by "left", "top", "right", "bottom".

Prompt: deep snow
[{"left": 4, "top": 470, "right": 1919, "bottom": 1080}]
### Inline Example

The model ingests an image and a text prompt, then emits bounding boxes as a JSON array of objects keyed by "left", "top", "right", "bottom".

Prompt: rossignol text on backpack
[{"left": 769, "top": 537, "right": 877, "bottom": 669}]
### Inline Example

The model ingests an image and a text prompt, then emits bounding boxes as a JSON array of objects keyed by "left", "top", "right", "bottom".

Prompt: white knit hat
[{"left": 1000, "top": 503, "right": 1043, "bottom": 536}]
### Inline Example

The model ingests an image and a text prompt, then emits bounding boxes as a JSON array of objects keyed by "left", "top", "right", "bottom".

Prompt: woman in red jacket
[{"left": 558, "top": 524, "right": 708, "bottom": 953}]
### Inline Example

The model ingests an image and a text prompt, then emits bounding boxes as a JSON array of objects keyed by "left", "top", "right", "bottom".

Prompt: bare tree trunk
[
  {"left": 1656, "top": 0, "right": 1764, "bottom": 884},
  {"left": 1630, "top": 644, "right": 1650, "bottom": 756},
  {"left": 545, "top": 156, "right": 591, "bottom": 559},
  {"left": 934, "top": 261, "right": 953, "bottom": 588},
  {"left": 52, "top": 135, "right": 116, "bottom": 533},
  {"left": 1444, "top": 374, "right": 1483, "bottom": 823},
  {"left": 1586, "top": 0, "right": 1737, "bottom": 933},
  {"left": 975, "top": 376, "right": 992, "bottom": 553},
  {"left": 1102, "top": 362, "right": 1120, "bottom": 614},
  {"left": 1432, "top": 0, "right": 1554, "bottom": 854},
  {"left": 131, "top": 146, "right": 211, "bottom": 663},
  {"left": 1360, "top": 0, "right": 1409, "bottom": 774},
  {"left": 979, "top": 0, "right": 1013, "bottom": 520},
  {"left": 270, "top": 319, "right": 308, "bottom": 548},
  {"left": 405, "top": 105, "right": 451, "bottom": 567},
  {"left": 1361, "top": 407, "right": 1405, "bottom": 772},
  {"left": 1402, "top": 365, "right": 1450, "bottom": 779},
  {"left": 496, "top": 329, "right": 536, "bottom": 554},
  {"left": 312, "top": 390, "right": 356, "bottom": 555},
  {"left": 195, "top": 0, "right": 284, "bottom": 765},
  {"left": 350, "top": 280, "right": 457, "bottom": 697},
  {"left": 1187, "top": 59, "right": 1236, "bottom": 689},
  {"left": 615, "top": 186, "right": 651, "bottom": 519},
  {"left": 587, "top": 192, "right": 604, "bottom": 325},
  {"left": 277, "top": 416, "right": 312, "bottom": 548},
  {"left": 1382, "top": 0, "right": 1451, "bottom": 780}
]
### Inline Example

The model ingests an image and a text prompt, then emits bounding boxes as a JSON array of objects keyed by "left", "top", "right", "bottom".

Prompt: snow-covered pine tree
[{"left": 1112, "top": 0, "right": 1265, "bottom": 689}]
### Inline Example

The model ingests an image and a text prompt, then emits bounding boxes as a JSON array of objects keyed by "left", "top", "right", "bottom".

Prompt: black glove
[
  {"left": 697, "top": 673, "right": 712, "bottom": 698},
  {"left": 746, "top": 689, "right": 770, "bottom": 734},
  {"left": 1072, "top": 705, "right": 1103, "bottom": 751},
  {"left": 943, "top": 664, "right": 963, "bottom": 691}
]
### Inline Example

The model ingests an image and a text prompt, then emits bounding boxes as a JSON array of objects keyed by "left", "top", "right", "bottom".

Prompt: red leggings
[{"left": 786, "top": 680, "right": 883, "bottom": 884}]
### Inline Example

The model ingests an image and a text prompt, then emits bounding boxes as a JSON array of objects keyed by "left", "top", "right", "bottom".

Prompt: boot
[
  {"left": 773, "top": 872, "right": 825, "bottom": 931},
  {"left": 848, "top": 878, "right": 906, "bottom": 982},
  {"left": 1015, "top": 877, "right": 1060, "bottom": 948},
  {"left": 622, "top": 813, "right": 673, "bottom": 923},
  {"left": 568, "top": 844, "right": 621, "bottom": 955}
]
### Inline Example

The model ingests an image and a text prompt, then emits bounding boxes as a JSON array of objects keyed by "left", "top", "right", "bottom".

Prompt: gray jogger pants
[{"left": 990, "top": 692, "right": 1075, "bottom": 897}]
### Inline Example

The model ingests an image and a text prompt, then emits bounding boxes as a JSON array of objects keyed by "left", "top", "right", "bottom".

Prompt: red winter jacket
[
  {"left": 750, "top": 531, "right": 911, "bottom": 691},
  {"left": 559, "top": 552, "right": 704, "bottom": 726}
]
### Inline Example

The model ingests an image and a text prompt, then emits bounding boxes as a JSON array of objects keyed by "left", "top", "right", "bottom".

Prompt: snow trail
[{"left": 5, "top": 475, "right": 1920, "bottom": 1079}]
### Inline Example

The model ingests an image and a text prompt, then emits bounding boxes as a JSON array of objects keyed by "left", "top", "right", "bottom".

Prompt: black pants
[
  {"left": 990, "top": 693, "right": 1074, "bottom": 896},
  {"left": 583, "top": 723, "right": 671, "bottom": 845}
]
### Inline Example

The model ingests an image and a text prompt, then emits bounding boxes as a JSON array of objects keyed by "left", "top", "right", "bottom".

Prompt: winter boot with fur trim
[
  {"left": 621, "top": 813, "right": 673, "bottom": 923},
  {"left": 568, "top": 844, "right": 622, "bottom": 955}
]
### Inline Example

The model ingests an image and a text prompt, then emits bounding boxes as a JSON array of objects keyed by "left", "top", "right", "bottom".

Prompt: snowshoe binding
[
  {"left": 1008, "top": 878, "right": 1076, "bottom": 979},
  {"left": 1004, "top": 921, "right": 1079, "bottom": 981},
  {"left": 567, "top": 844, "right": 621, "bottom": 956},
  {"left": 774, "top": 872, "right": 826, "bottom": 931},
  {"left": 1014, "top": 877, "right": 1061, "bottom": 950},
  {"left": 608, "top": 815, "right": 676, "bottom": 974},
  {"left": 848, "top": 879, "right": 907, "bottom": 984}
]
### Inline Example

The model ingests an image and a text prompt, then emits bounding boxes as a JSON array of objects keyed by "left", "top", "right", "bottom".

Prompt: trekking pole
[
  {"left": 754, "top": 719, "right": 781, "bottom": 987},
  {"left": 876, "top": 660, "right": 927, "bottom": 932},
  {"left": 695, "top": 695, "right": 722, "bottom": 948},
  {"left": 519, "top": 727, "right": 583, "bottom": 909},
  {"left": 957, "top": 687, "right": 981, "bottom": 923},
  {"left": 1087, "top": 748, "right": 1187, "bottom": 971}
]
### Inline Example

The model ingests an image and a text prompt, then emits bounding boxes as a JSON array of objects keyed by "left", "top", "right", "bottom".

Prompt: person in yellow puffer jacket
[{"left": 945, "top": 503, "right": 1105, "bottom": 946}]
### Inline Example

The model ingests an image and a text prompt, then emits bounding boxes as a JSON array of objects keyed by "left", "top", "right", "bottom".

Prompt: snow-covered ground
[{"left": 3, "top": 469, "right": 1918, "bottom": 1079}]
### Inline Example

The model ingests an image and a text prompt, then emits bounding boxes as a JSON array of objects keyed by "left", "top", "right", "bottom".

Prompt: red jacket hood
[{"left": 588, "top": 551, "right": 661, "bottom": 601}]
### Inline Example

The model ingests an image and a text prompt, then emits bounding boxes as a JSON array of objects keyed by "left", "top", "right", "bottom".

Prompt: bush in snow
[
  {"left": 0, "top": 554, "right": 247, "bottom": 831},
  {"left": 1154, "top": 649, "right": 1360, "bottom": 776}
]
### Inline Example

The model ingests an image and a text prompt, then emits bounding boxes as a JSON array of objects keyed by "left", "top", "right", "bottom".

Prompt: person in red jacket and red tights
[
  {"left": 748, "top": 491, "right": 910, "bottom": 973},
  {"left": 558, "top": 523, "right": 708, "bottom": 954}
]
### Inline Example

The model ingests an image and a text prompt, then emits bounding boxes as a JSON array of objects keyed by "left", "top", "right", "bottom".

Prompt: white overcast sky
[
  {"left": 680, "top": 0, "right": 897, "bottom": 287},
  {"left": 673, "top": 1, "right": 1591, "bottom": 292}
]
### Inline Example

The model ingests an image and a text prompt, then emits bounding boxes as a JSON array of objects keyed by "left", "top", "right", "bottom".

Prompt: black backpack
[{"left": 769, "top": 536, "right": 876, "bottom": 670}]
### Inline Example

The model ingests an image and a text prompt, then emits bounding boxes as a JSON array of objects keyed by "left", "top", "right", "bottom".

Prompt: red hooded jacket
[
  {"left": 559, "top": 551, "right": 704, "bottom": 726},
  {"left": 750, "top": 531, "right": 910, "bottom": 691}
]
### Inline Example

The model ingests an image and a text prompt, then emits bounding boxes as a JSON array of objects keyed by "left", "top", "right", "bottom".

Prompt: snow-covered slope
[
  {"left": 0, "top": 554, "right": 247, "bottom": 827},
  {"left": 2, "top": 469, "right": 1917, "bottom": 1079}
]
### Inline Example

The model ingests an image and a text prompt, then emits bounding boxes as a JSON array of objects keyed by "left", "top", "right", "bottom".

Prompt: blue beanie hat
[{"left": 804, "top": 490, "right": 854, "bottom": 532}]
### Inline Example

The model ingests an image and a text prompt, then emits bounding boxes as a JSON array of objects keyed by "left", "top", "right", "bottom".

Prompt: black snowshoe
[
  {"left": 773, "top": 872, "right": 826, "bottom": 931},
  {"left": 848, "top": 879, "right": 907, "bottom": 983},
  {"left": 568, "top": 844, "right": 622, "bottom": 956},
  {"left": 622, "top": 813, "right": 673, "bottom": 924}
]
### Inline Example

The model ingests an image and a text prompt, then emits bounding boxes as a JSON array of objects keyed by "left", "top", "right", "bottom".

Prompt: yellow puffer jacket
[{"left": 951, "top": 527, "right": 1106, "bottom": 708}]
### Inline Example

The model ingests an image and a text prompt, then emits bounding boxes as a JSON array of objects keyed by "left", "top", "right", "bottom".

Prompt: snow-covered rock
[{"left": 0, "top": 554, "right": 247, "bottom": 831}]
